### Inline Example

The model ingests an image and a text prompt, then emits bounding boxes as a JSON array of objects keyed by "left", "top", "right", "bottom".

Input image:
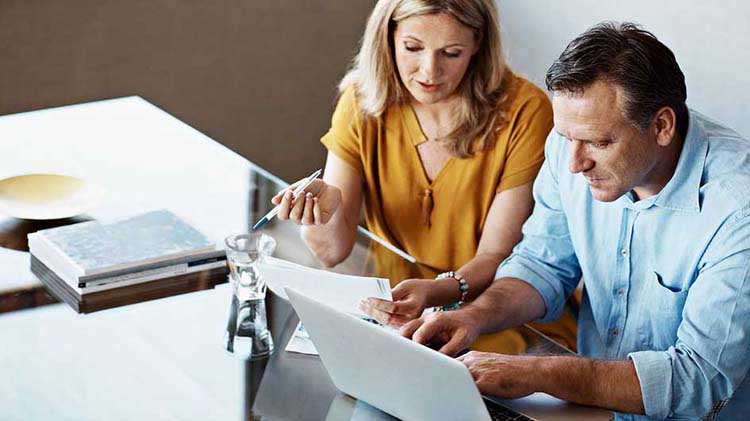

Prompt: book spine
[
  {"left": 78, "top": 250, "right": 226, "bottom": 283},
  {"left": 78, "top": 263, "right": 188, "bottom": 288},
  {"left": 79, "top": 260, "right": 227, "bottom": 294}
]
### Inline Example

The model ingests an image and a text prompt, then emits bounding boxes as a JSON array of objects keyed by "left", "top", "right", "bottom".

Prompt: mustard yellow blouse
[{"left": 322, "top": 74, "right": 553, "bottom": 282}]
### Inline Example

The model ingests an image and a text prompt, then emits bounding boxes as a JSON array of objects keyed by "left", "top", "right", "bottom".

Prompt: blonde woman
[{"left": 274, "top": 0, "right": 576, "bottom": 351}]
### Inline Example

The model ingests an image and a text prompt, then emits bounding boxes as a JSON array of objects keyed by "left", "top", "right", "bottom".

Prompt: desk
[{"left": 0, "top": 98, "right": 608, "bottom": 420}]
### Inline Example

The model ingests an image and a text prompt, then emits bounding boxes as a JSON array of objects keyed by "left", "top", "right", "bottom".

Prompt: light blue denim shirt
[{"left": 496, "top": 110, "right": 750, "bottom": 420}]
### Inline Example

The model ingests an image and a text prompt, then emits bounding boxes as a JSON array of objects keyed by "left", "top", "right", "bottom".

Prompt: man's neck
[{"left": 632, "top": 133, "right": 685, "bottom": 201}]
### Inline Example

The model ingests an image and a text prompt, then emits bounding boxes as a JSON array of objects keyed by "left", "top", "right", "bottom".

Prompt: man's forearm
[
  {"left": 533, "top": 356, "right": 645, "bottom": 414},
  {"left": 463, "top": 277, "right": 547, "bottom": 335}
]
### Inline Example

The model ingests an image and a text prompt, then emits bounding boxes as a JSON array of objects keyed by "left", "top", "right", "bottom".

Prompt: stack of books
[{"left": 28, "top": 209, "right": 228, "bottom": 313}]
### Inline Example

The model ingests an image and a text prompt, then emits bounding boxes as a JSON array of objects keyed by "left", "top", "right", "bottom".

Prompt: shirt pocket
[{"left": 640, "top": 271, "right": 689, "bottom": 348}]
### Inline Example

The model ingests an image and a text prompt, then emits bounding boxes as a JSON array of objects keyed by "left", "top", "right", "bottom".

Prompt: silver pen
[{"left": 252, "top": 169, "right": 322, "bottom": 231}]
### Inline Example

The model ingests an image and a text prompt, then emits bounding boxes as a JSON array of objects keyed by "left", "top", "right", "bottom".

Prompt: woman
[{"left": 273, "top": 0, "right": 576, "bottom": 351}]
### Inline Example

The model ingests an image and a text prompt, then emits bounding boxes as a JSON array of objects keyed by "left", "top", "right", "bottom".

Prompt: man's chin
[{"left": 589, "top": 185, "right": 622, "bottom": 202}]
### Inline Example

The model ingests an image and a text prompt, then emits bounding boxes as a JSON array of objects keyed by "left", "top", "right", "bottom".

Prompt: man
[{"left": 398, "top": 22, "right": 750, "bottom": 420}]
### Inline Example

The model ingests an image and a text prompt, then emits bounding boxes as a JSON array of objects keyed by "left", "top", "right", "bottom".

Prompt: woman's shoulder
[
  {"left": 504, "top": 73, "right": 552, "bottom": 118},
  {"left": 335, "top": 84, "right": 362, "bottom": 115}
]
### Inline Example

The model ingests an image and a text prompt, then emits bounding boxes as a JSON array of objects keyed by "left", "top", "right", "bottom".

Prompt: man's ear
[{"left": 653, "top": 106, "right": 677, "bottom": 147}]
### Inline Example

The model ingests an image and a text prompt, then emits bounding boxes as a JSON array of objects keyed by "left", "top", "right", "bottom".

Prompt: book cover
[{"left": 28, "top": 209, "right": 217, "bottom": 278}]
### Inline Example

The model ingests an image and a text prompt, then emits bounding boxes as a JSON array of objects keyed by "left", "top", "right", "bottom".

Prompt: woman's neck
[{"left": 410, "top": 96, "right": 459, "bottom": 139}]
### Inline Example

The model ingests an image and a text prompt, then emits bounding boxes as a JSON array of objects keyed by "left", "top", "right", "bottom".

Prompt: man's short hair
[{"left": 545, "top": 21, "right": 689, "bottom": 138}]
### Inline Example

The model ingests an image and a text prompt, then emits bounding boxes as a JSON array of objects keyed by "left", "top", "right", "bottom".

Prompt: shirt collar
[
  {"left": 651, "top": 109, "right": 708, "bottom": 213},
  {"left": 402, "top": 103, "right": 427, "bottom": 146}
]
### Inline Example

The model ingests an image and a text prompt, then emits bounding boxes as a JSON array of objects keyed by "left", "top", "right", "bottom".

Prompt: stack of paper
[{"left": 256, "top": 257, "right": 393, "bottom": 355}]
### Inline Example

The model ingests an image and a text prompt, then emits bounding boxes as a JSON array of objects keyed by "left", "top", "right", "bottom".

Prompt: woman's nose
[{"left": 420, "top": 53, "right": 442, "bottom": 80}]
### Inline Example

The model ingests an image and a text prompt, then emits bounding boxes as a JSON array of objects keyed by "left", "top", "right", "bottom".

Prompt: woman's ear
[{"left": 472, "top": 31, "right": 483, "bottom": 55}]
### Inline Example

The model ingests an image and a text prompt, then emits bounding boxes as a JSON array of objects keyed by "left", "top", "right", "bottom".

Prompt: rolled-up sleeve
[
  {"left": 495, "top": 131, "right": 582, "bottom": 322},
  {"left": 628, "top": 208, "right": 750, "bottom": 419}
]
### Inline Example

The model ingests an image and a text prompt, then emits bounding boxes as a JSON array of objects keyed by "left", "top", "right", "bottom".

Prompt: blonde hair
[{"left": 339, "top": 0, "right": 511, "bottom": 157}]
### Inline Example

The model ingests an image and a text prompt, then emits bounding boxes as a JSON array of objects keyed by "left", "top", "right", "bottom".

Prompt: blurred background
[{"left": 1, "top": 0, "right": 747, "bottom": 182}]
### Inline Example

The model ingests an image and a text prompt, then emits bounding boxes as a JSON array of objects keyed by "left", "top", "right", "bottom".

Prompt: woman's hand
[
  {"left": 272, "top": 179, "right": 342, "bottom": 225},
  {"left": 359, "top": 278, "right": 441, "bottom": 328}
]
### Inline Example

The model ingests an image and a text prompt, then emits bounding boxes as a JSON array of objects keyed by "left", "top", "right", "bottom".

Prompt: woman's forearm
[
  {"left": 458, "top": 252, "right": 508, "bottom": 300},
  {"left": 301, "top": 208, "right": 358, "bottom": 267},
  {"left": 428, "top": 252, "right": 508, "bottom": 307}
]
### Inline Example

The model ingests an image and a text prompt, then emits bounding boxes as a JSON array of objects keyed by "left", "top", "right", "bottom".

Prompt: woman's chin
[{"left": 408, "top": 89, "right": 451, "bottom": 106}]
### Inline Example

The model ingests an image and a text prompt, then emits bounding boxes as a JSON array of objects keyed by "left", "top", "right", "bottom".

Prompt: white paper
[
  {"left": 258, "top": 259, "right": 392, "bottom": 316},
  {"left": 256, "top": 257, "right": 393, "bottom": 356},
  {"left": 285, "top": 321, "right": 319, "bottom": 355},
  {"left": 286, "top": 317, "right": 400, "bottom": 356}
]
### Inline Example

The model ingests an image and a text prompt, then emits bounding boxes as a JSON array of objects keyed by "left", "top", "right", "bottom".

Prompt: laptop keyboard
[{"left": 485, "top": 399, "right": 534, "bottom": 421}]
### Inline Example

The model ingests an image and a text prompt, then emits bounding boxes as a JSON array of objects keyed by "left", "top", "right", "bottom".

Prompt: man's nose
[{"left": 569, "top": 141, "right": 594, "bottom": 174}]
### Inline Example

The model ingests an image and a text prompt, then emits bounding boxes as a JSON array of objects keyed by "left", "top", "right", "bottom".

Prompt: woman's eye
[
  {"left": 444, "top": 51, "right": 462, "bottom": 58},
  {"left": 405, "top": 45, "right": 421, "bottom": 52}
]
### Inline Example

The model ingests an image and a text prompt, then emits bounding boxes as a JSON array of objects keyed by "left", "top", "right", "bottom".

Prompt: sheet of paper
[
  {"left": 286, "top": 317, "right": 400, "bottom": 356},
  {"left": 259, "top": 257, "right": 393, "bottom": 356},
  {"left": 285, "top": 321, "right": 319, "bottom": 355},
  {"left": 258, "top": 260, "right": 392, "bottom": 316}
]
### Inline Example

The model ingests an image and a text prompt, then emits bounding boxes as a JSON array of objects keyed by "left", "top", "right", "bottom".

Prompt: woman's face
[{"left": 393, "top": 13, "right": 479, "bottom": 106}]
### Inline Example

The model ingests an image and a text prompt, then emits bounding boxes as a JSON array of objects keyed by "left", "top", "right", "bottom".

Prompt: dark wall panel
[{"left": 0, "top": 0, "right": 373, "bottom": 181}]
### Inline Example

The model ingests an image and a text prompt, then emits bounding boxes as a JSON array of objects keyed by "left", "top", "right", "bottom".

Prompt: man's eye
[{"left": 592, "top": 142, "right": 609, "bottom": 149}]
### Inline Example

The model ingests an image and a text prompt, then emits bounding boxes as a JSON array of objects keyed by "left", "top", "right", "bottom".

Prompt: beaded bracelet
[{"left": 435, "top": 271, "right": 469, "bottom": 311}]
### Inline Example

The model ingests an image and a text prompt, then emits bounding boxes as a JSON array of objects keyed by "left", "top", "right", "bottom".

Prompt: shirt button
[
  {"left": 620, "top": 248, "right": 628, "bottom": 257},
  {"left": 612, "top": 328, "right": 619, "bottom": 336},
  {"left": 616, "top": 289, "right": 624, "bottom": 296}
]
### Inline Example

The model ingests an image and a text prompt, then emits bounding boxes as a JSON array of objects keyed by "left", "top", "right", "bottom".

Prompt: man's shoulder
[{"left": 696, "top": 111, "right": 750, "bottom": 211}]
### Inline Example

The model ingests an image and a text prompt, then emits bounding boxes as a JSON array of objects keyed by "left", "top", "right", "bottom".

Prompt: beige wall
[
  {"left": 499, "top": 0, "right": 750, "bottom": 139},
  {"left": 0, "top": 0, "right": 374, "bottom": 182}
]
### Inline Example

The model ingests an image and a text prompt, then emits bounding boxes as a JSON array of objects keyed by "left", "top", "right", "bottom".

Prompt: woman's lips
[{"left": 417, "top": 81, "right": 441, "bottom": 92}]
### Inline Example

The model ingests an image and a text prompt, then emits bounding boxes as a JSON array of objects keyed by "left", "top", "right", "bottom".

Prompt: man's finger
[
  {"left": 412, "top": 319, "right": 441, "bottom": 345},
  {"left": 438, "top": 330, "right": 468, "bottom": 356},
  {"left": 399, "top": 318, "right": 423, "bottom": 339}
]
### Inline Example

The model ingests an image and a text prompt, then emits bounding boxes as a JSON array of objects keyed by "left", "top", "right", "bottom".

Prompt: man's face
[{"left": 552, "top": 81, "right": 661, "bottom": 202}]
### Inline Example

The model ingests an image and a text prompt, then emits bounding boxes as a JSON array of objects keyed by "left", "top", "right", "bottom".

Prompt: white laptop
[{"left": 286, "top": 288, "right": 612, "bottom": 421}]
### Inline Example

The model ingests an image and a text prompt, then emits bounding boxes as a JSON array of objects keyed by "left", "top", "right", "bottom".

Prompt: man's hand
[
  {"left": 399, "top": 309, "right": 481, "bottom": 356},
  {"left": 457, "top": 351, "right": 537, "bottom": 399}
]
